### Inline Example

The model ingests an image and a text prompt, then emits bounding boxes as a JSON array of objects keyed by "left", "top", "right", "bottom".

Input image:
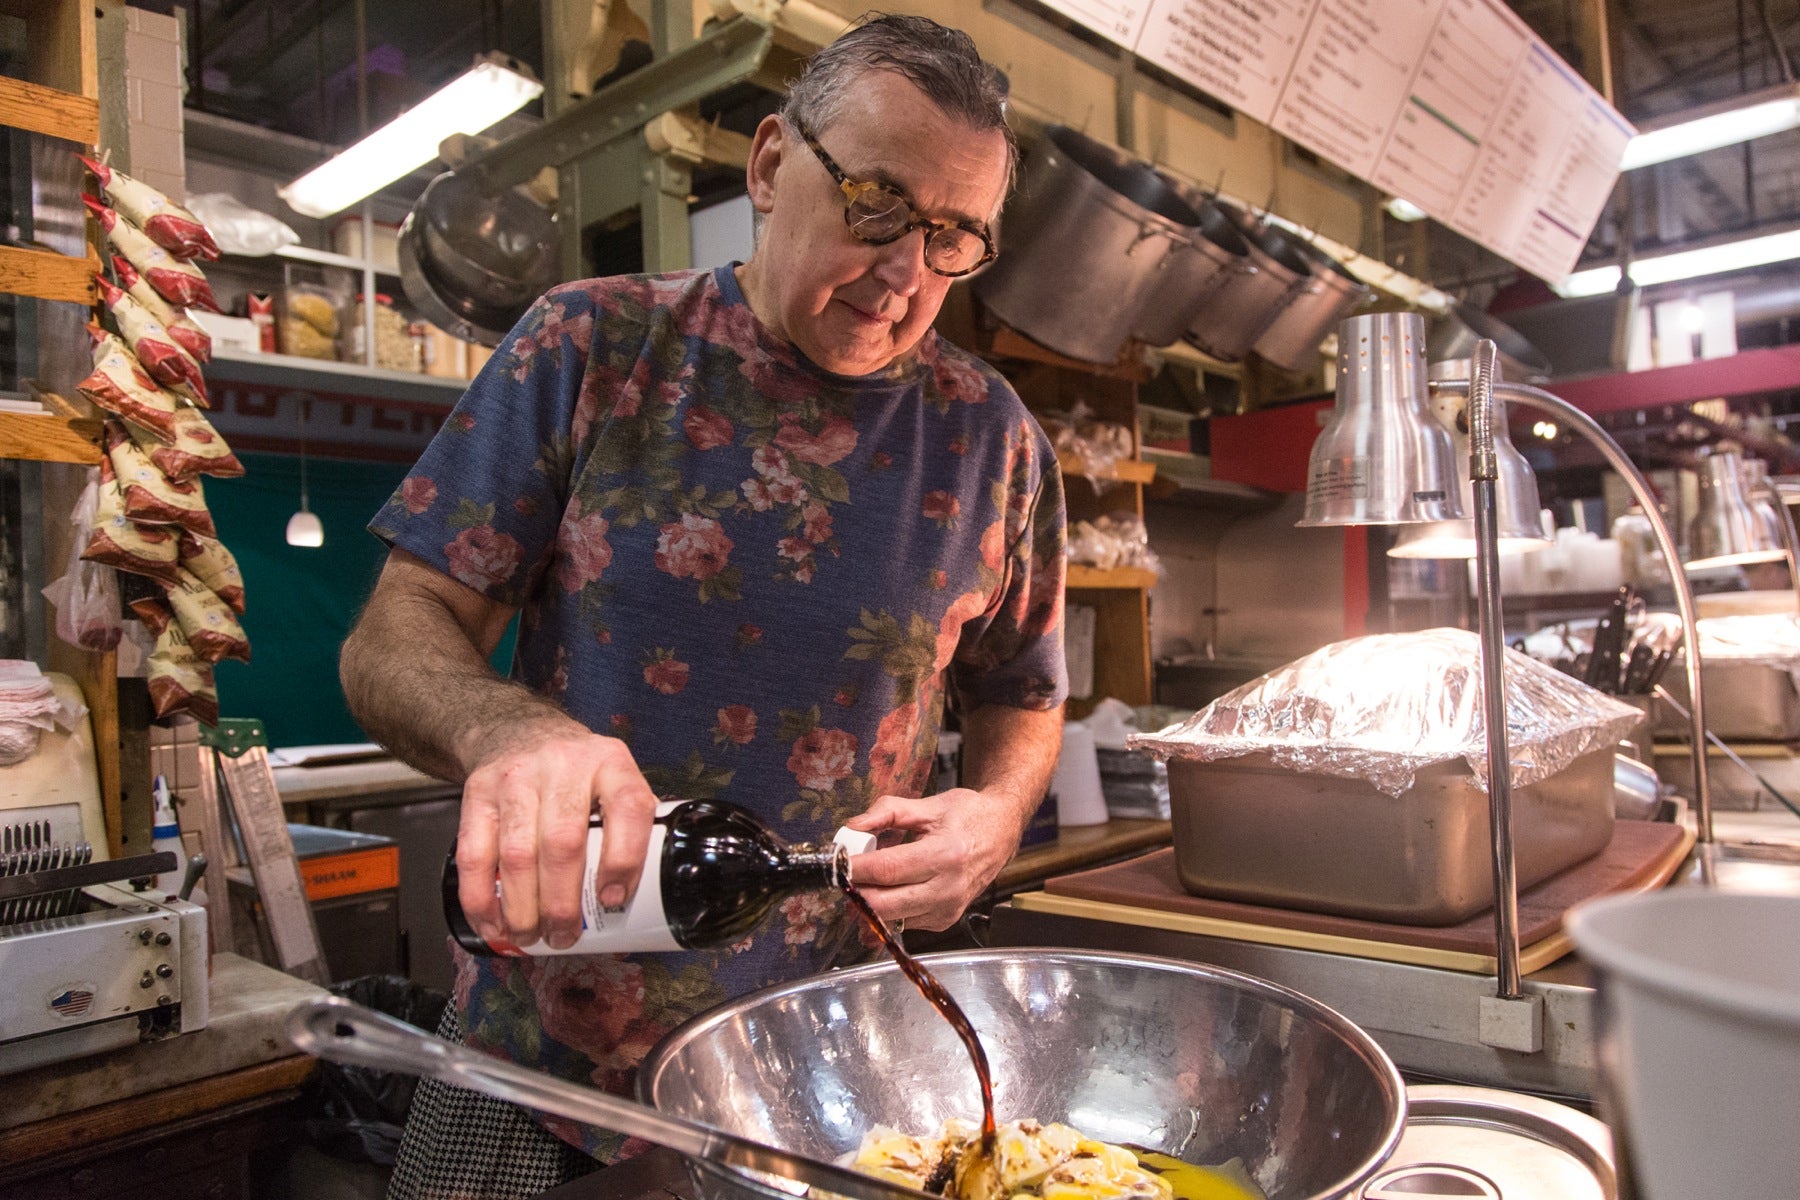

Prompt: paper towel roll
[{"left": 1051, "top": 721, "right": 1109, "bottom": 827}]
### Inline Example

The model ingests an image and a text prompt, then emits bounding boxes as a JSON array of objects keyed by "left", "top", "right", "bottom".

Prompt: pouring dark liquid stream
[{"left": 844, "top": 885, "right": 996, "bottom": 1151}]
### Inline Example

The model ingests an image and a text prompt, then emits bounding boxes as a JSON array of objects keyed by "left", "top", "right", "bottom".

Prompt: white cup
[
  {"left": 1569, "top": 890, "right": 1800, "bottom": 1200},
  {"left": 1051, "top": 721, "right": 1109, "bottom": 827}
]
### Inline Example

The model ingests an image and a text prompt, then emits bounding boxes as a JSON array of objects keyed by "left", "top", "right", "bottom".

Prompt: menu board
[{"left": 1036, "top": 0, "right": 1634, "bottom": 282}]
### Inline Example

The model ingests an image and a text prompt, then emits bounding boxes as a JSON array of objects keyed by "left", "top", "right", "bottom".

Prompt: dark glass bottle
[{"left": 443, "top": 799, "right": 849, "bottom": 956}]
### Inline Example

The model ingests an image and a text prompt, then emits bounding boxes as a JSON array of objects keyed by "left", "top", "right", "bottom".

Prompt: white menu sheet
[{"left": 1037, "top": 0, "right": 1634, "bottom": 282}]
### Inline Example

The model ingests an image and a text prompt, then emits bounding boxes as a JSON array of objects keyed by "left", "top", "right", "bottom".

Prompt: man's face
[{"left": 742, "top": 71, "right": 1010, "bottom": 376}]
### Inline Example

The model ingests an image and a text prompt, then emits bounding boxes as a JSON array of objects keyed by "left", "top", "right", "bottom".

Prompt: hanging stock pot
[
  {"left": 1129, "top": 188, "right": 1251, "bottom": 348},
  {"left": 974, "top": 126, "right": 1206, "bottom": 364},
  {"left": 1178, "top": 199, "right": 1314, "bottom": 362},
  {"left": 1252, "top": 239, "right": 1372, "bottom": 372}
]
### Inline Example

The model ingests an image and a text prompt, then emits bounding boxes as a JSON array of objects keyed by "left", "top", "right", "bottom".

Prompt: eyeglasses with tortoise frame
[{"left": 790, "top": 117, "right": 998, "bottom": 278}]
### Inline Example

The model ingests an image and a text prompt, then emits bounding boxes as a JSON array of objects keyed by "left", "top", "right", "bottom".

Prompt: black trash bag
[{"left": 299, "top": 974, "right": 450, "bottom": 1166}]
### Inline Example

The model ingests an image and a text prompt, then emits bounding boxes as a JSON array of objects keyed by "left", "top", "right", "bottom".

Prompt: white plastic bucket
[{"left": 1568, "top": 889, "right": 1800, "bottom": 1200}]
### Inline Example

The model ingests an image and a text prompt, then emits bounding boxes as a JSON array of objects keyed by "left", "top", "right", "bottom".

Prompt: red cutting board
[{"left": 1017, "top": 819, "right": 1694, "bottom": 974}]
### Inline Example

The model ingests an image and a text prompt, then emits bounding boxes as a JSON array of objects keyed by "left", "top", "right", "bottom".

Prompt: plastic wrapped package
[
  {"left": 125, "top": 405, "right": 245, "bottom": 481},
  {"left": 96, "top": 277, "right": 208, "bottom": 402},
  {"left": 80, "top": 156, "right": 221, "bottom": 260},
  {"left": 132, "top": 598, "right": 219, "bottom": 725},
  {"left": 1036, "top": 401, "right": 1134, "bottom": 486},
  {"left": 178, "top": 532, "right": 246, "bottom": 614},
  {"left": 82, "top": 195, "right": 221, "bottom": 312},
  {"left": 281, "top": 283, "right": 343, "bottom": 360},
  {"left": 166, "top": 568, "right": 251, "bottom": 663},
  {"left": 1067, "top": 513, "right": 1163, "bottom": 576},
  {"left": 1129, "top": 627, "right": 1644, "bottom": 797},
  {"left": 185, "top": 192, "right": 298, "bottom": 258},
  {"left": 105, "top": 422, "right": 217, "bottom": 538},
  {"left": 81, "top": 456, "right": 183, "bottom": 584},
  {"left": 44, "top": 471, "right": 125, "bottom": 651},
  {"left": 78, "top": 327, "right": 182, "bottom": 441},
  {"left": 112, "top": 256, "right": 211, "bottom": 362},
  {"left": 1692, "top": 613, "right": 1800, "bottom": 665}
]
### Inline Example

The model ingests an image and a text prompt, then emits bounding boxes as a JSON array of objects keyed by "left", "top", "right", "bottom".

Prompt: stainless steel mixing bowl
[{"left": 638, "top": 949, "right": 1406, "bottom": 1200}]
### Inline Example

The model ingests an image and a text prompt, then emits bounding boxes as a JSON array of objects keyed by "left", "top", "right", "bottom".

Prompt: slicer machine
[{"left": 0, "top": 675, "right": 209, "bottom": 1074}]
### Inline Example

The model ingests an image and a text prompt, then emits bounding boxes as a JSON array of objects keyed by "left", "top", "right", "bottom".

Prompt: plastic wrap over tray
[
  {"left": 1128, "top": 628, "right": 1643, "bottom": 797},
  {"left": 1694, "top": 612, "right": 1800, "bottom": 667}
]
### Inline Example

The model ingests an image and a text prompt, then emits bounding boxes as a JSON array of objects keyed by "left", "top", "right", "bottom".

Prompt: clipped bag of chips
[
  {"left": 80, "top": 455, "right": 183, "bottom": 585},
  {"left": 124, "top": 405, "right": 244, "bottom": 480},
  {"left": 83, "top": 195, "right": 221, "bottom": 312},
  {"left": 133, "top": 597, "right": 220, "bottom": 725},
  {"left": 78, "top": 327, "right": 181, "bottom": 442},
  {"left": 112, "top": 256, "right": 211, "bottom": 362},
  {"left": 96, "top": 277, "right": 208, "bottom": 404},
  {"left": 79, "top": 156, "right": 221, "bottom": 261},
  {"left": 105, "top": 422, "right": 217, "bottom": 537},
  {"left": 166, "top": 567, "right": 250, "bottom": 664},
  {"left": 178, "top": 532, "right": 246, "bottom": 614}
]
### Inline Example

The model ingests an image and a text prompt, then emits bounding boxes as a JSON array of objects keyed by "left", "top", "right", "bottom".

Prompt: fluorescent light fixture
[
  {"left": 279, "top": 53, "right": 542, "bottom": 219},
  {"left": 1555, "top": 225, "right": 1800, "bottom": 298},
  {"left": 1620, "top": 83, "right": 1800, "bottom": 171},
  {"left": 1384, "top": 196, "right": 1429, "bottom": 222}
]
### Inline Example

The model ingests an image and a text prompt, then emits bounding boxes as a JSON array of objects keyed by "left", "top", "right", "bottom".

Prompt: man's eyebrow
[{"left": 863, "top": 165, "right": 989, "bottom": 231}]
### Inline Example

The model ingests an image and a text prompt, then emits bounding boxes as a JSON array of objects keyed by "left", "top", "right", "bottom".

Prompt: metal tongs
[{"left": 288, "top": 998, "right": 943, "bottom": 1200}]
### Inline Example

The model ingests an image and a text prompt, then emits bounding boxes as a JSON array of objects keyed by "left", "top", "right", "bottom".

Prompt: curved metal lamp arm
[{"left": 1432, "top": 379, "right": 1714, "bottom": 841}]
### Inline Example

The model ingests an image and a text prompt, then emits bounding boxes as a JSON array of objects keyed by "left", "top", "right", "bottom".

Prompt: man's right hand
[{"left": 454, "top": 719, "right": 661, "bottom": 952}]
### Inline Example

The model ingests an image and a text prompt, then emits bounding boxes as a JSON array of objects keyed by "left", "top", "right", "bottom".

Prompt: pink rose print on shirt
[
  {"left": 870, "top": 451, "right": 893, "bottom": 470},
  {"left": 535, "top": 954, "right": 647, "bottom": 1064},
  {"left": 555, "top": 511, "right": 614, "bottom": 593},
  {"left": 931, "top": 348, "right": 991, "bottom": 403},
  {"left": 800, "top": 501, "right": 834, "bottom": 544},
  {"left": 870, "top": 700, "right": 922, "bottom": 795},
  {"left": 401, "top": 476, "right": 437, "bottom": 514},
  {"left": 736, "top": 623, "right": 763, "bottom": 649},
  {"left": 445, "top": 526, "right": 522, "bottom": 592},
  {"left": 642, "top": 649, "right": 690, "bottom": 695},
  {"left": 788, "top": 727, "right": 858, "bottom": 791},
  {"left": 683, "top": 405, "right": 734, "bottom": 450},
  {"left": 780, "top": 891, "right": 836, "bottom": 947},
  {"left": 948, "top": 435, "right": 970, "bottom": 456},
  {"left": 749, "top": 446, "right": 807, "bottom": 506},
  {"left": 451, "top": 411, "right": 477, "bottom": 433},
  {"left": 923, "top": 491, "right": 961, "bottom": 528},
  {"left": 655, "top": 513, "right": 733, "bottom": 580},
  {"left": 774, "top": 412, "right": 858, "bottom": 466},
  {"left": 928, "top": 569, "right": 948, "bottom": 590},
  {"left": 777, "top": 536, "right": 816, "bottom": 585},
  {"left": 714, "top": 704, "right": 757, "bottom": 745}
]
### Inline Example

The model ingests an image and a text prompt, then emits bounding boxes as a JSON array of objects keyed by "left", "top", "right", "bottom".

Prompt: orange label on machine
[{"left": 300, "top": 846, "right": 399, "bottom": 901}]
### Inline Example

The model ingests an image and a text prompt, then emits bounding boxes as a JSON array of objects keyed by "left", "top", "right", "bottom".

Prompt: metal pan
[
  {"left": 286, "top": 997, "right": 943, "bottom": 1200},
  {"left": 1180, "top": 200, "right": 1312, "bottom": 362}
]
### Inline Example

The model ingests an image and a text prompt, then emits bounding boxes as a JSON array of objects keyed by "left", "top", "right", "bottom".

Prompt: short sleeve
[
  {"left": 951, "top": 432, "right": 1068, "bottom": 712},
  {"left": 368, "top": 286, "right": 602, "bottom": 606}
]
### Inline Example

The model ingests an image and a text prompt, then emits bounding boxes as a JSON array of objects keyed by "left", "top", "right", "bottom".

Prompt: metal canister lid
[{"left": 1359, "top": 1085, "right": 1615, "bottom": 1200}]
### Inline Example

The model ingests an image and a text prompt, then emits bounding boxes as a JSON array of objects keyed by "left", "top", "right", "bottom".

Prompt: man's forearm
[
  {"left": 958, "top": 703, "right": 1065, "bottom": 837},
  {"left": 340, "top": 588, "right": 571, "bottom": 783}
]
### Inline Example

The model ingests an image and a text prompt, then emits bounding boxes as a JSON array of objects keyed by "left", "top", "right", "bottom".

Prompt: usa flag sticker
[{"left": 49, "top": 986, "right": 97, "bottom": 1019}]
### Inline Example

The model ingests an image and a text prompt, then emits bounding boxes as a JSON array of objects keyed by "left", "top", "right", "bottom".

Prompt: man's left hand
[{"left": 840, "top": 789, "right": 1020, "bottom": 931}]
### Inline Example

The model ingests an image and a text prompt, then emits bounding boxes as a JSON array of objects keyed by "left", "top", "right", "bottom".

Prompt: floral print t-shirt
[{"left": 369, "top": 265, "right": 1066, "bottom": 1159}]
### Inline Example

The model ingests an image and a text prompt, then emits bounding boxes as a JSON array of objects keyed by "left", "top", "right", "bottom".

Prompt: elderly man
[{"left": 342, "top": 14, "right": 1066, "bottom": 1198}]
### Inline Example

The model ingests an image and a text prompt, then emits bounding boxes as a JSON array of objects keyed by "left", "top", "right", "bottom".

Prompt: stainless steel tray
[
  {"left": 1653, "top": 660, "right": 1800, "bottom": 742},
  {"left": 1168, "top": 748, "right": 1616, "bottom": 925}
]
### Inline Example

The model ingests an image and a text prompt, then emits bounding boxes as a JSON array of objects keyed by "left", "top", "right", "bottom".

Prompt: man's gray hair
[{"left": 780, "top": 13, "right": 1017, "bottom": 183}]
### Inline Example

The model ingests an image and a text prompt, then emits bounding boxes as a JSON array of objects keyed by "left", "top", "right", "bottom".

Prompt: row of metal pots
[{"left": 973, "top": 125, "right": 1371, "bottom": 370}]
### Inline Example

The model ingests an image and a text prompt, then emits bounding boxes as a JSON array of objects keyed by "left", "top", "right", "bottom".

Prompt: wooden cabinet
[{"left": 0, "top": 0, "right": 121, "bottom": 850}]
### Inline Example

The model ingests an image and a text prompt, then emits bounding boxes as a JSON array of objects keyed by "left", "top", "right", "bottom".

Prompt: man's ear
[{"left": 744, "top": 114, "right": 787, "bottom": 215}]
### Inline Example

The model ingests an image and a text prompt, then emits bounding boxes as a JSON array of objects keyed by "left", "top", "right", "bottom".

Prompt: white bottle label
[{"left": 520, "top": 801, "right": 682, "bottom": 955}]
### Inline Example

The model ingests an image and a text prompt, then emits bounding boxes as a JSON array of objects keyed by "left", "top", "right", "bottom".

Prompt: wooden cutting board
[{"left": 1013, "top": 820, "right": 1695, "bottom": 975}]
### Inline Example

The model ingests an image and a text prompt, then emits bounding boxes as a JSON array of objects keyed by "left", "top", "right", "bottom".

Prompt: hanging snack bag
[
  {"left": 112, "top": 256, "right": 211, "bottom": 362},
  {"left": 124, "top": 406, "right": 244, "bottom": 480},
  {"left": 133, "top": 597, "right": 220, "bottom": 725},
  {"left": 80, "top": 456, "right": 183, "bottom": 585},
  {"left": 177, "top": 532, "right": 246, "bottom": 614},
  {"left": 78, "top": 327, "right": 181, "bottom": 442},
  {"left": 79, "top": 156, "right": 221, "bottom": 261},
  {"left": 83, "top": 195, "right": 221, "bottom": 312},
  {"left": 96, "top": 277, "right": 209, "bottom": 403},
  {"left": 166, "top": 567, "right": 251, "bottom": 664},
  {"left": 105, "top": 422, "right": 217, "bottom": 538}
]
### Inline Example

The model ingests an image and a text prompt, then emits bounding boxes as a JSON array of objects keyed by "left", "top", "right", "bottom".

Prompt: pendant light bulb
[{"left": 288, "top": 405, "right": 324, "bottom": 547}]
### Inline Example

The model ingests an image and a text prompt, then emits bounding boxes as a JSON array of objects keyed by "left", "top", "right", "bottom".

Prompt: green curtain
[{"left": 208, "top": 452, "right": 516, "bottom": 748}]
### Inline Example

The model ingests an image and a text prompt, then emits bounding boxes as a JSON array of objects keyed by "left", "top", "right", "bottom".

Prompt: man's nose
[{"left": 870, "top": 229, "right": 928, "bottom": 298}]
